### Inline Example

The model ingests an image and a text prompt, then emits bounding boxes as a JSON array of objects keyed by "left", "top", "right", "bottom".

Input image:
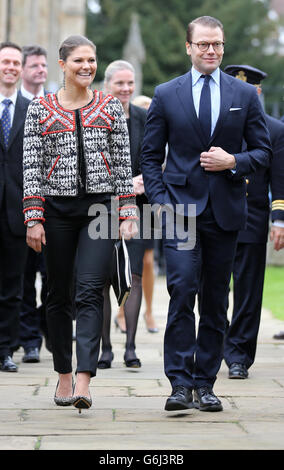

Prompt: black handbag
[{"left": 111, "top": 235, "right": 132, "bottom": 307}]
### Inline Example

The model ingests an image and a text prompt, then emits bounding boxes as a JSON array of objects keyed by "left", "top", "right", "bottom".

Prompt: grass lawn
[{"left": 262, "top": 266, "right": 284, "bottom": 321}]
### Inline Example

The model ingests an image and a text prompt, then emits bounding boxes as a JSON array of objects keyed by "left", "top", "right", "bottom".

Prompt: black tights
[{"left": 100, "top": 273, "right": 142, "bottom": 362}]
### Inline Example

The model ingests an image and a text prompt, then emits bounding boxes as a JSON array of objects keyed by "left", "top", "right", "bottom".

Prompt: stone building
[{"left": 0, "top": 0, "right": 86, "bottom": 90}]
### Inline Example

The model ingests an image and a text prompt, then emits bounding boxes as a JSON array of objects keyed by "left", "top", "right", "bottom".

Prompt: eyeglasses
[{"left": 190, "top": 42, "right": 225, "bottom": 52}]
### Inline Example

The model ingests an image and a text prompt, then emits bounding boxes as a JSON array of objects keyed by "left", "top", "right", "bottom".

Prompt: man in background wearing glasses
[{"left": 141, "top": 16, "right": 271, "bottom": 413}]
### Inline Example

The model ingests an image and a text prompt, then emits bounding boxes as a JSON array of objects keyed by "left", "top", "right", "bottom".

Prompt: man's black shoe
[
  {"left": 273, "top": 331, "right": 284, "bottom": 340},
  {"left": 165, "top": 385, "right": 193, "bottom": 411},
  {"left": 228, "top": 363, "right": 248, "bottom": 379},
  {"left": 194, "top": 386, "right": 223, "bottom": 411},
  {"left": 22, "top": 348, "right": 40, "bottom": 363},
  {"left": 0, "top": 356, "right": 18, "bottom": 372}
]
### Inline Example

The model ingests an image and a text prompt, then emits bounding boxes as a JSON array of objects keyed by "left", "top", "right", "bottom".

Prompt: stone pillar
[{"left": 123, "top": 13, "right": 145, "bottom": 97}]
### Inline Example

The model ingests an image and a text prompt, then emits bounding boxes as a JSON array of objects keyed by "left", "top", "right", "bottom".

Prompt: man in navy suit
[
  {"left": 223, "top": 65, "right": 284, "bottom": 378},
  {"left": 141, "top": 16, "right": 271, "bottom": 412},
  {"left": 0, "top": 42, "right": 30, "bottom": 372},
  {"left": 19, "top": 45, "right": 50, "bottom": 363}
]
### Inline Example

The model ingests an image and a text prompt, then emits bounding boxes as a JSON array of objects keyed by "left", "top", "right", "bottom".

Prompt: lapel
[
  {"left": 129, "top": 103, "right": 140, "bottom": 157},
  {"left": 0, "top": 119, "right": 4, "bottom": 150},
  {"left": 7, "top": 92, "right": 28, "bottom": 149},
  {"left": 209, "top": 71, "right": 234, "bottom": 144},
  {"left": 176, "top": 70, "right": 235, "bottom": 147},
  {"left": 176, "top": 71, "right": 207, "bottom": 146}
]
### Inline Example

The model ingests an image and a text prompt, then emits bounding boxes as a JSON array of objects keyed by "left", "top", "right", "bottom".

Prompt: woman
[
  {"left": 23, "top": 36, "right": 137, "bottom": 412},
  {"left": 98, "top": 60, "right": 152, "bottom": 369},
  {"left": 131, "top": 95, "right": 158, "bottom": 334}
]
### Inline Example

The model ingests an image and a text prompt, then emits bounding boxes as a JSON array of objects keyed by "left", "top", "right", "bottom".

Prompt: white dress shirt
[
  {"left": 20, "top": 84, "right": 45, "bottom": 100},
  {"left": 0, "top": 89, "right": 18, "bottom": 126}
]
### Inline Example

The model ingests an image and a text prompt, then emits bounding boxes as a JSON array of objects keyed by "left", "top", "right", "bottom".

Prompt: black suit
[
  {"left": 0, "top": 92, "right": 30, "bottom": 357},
  {"left": 18, "top": 91, "right": 49, "bottom": 353},
  {"left": 224, "top": 114, "right": 284, "bottom": 368},
  {"left": 125, "top": 103, "right": 149, "bottom": 275},
  {"left": 129, "top": 103, "right": 147, "bottom": 177}
]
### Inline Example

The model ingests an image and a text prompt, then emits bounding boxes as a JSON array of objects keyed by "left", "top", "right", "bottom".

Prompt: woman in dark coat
[{"left": 98, "top": 60, "right": 153, "bottom": 368}]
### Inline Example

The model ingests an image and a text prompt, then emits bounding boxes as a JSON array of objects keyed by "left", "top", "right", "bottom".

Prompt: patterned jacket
[{"left": 23, "top": 91, "right": 136, "bottom": 224}]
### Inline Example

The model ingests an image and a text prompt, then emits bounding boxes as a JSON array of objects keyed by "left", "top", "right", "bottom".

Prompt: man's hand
[
  {"left": 26, "top": 223, "right": 46, "bottom": 252},
  {"left": 119, "top": 219, "right": 138, "bottom": 240},
  {"left": 270, "top": 225, "right": 284, "bottom": 251},
  {"left": 200, "top": 146, "right": 236, "bottom": 171}
]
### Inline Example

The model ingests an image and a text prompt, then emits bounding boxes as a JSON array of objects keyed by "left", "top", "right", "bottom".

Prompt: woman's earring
[{"left": 63, "top": 72, "right": 66, "bottom": 90}]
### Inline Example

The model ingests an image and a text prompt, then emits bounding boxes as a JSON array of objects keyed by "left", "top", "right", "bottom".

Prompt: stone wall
[{"left": 0, "top": 0, "right": 86, "bottom": 91}]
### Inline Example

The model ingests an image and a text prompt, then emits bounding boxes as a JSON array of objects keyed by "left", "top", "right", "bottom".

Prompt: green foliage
[
  {"left": 263, "top": 266, "right": 284, "bottom": 321},
  {"left": 86, "top": 0, "right": 284, "bottom": 114}
]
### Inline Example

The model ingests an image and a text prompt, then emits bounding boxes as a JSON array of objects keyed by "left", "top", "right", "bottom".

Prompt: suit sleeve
[
  {"left": 232, "top": 87, "right": 272, "bottom": 177},
  {"left": 23, "top": 100, "right": 46, "bottom": 225},
  {"left": 141, "top": 87, "right": 167, "bottom": 206},
  {"left": 109, "top": 98, "right": 137, "bottom": 221}
]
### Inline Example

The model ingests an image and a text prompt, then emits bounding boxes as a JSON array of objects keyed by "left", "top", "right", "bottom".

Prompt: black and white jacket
[{"left": 23, "top": 91, "right": 136, "bottom": 224}]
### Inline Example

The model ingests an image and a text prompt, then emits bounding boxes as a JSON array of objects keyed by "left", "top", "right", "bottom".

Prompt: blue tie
[
  {"left": 199, "top": 75, "right": 211, "bottom": 143},
  {"left": 1, "top": 98, "right": 12, "bottom": 149}
]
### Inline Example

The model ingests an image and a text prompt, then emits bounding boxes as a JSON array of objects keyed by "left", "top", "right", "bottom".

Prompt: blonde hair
[
  {"left": 104, "top": 60, "right": 135, "bottom": 85},
  {"left": 132, "top": 95, "right": 152, "bottom": 110}
]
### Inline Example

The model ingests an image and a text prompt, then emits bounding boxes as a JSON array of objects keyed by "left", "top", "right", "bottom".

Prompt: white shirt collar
[
  {"left": 0, "top": 89, "right": 18, "bottom": 106},
  {"left": 20, "top": 84, "right": 45, "bottom": 100},
  {"left": 191, "top": 66, "right": 220, "bottom": 87}
]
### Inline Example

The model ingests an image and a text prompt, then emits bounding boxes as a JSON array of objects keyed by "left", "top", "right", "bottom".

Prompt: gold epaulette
[{"left": 272, "top": 200, "right": 284, "bottom": 211}]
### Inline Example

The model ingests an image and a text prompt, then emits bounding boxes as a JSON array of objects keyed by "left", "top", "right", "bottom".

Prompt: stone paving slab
[
  {"left": 38, "top": 423, "right": 245, "bottom": 451},
  {"left": 0, "top": 436, "right": 38, "bottom": 451},
  {"left": 0, "top": 276, "right": 284, "bottom": 451}
]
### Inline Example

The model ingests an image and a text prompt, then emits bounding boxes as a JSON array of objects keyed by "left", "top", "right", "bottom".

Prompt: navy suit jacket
[
  {"left": 0, "top": 91, "right": 30, "bottom": 236},
  {"left": 141, "top": 70, "right": 272, "bottom": 232}
]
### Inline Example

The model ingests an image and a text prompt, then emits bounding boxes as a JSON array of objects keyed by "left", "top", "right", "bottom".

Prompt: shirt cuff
[{"left": 272, "top": 220, "right": 284, "bottom": 228}]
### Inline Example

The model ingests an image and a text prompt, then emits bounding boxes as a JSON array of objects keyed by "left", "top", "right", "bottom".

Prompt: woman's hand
[
  {"left": 26, "top": 223, "right": 46, "bottom": 252},
  {"left": 132, "top": 174, "right": 145, "bottom": 195},
  {"left": 119, "top": 219, "right": 138, "bottom": 240}
]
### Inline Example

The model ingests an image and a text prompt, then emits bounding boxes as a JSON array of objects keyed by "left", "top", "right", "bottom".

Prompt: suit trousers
[
  {"left": 43, "top": 212, "right": 115, "bottom": 377},
  {"left": 162, "top": 201, "right": 238, "bottom": 390},
  {"left": 20, "top": 248, "right": 47, "bottom": 351},
  {"left": 0, "top": 203, "right": 28, "bottom": 357},
  {"left": 224, "top": 242, "right": 266, "bottom": 368}
]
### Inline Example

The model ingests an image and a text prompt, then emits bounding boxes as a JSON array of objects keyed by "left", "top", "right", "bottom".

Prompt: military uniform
[{"left": 223, "top": 65, "right": 284, "bottom": 377}]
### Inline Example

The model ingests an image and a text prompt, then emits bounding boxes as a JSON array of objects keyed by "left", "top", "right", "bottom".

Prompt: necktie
[
  {"left": 1, "top": 98, "right": 12, "bottom": 149},
  {"left": 199, "top": 75, "right": 211, "bottom": 142}
]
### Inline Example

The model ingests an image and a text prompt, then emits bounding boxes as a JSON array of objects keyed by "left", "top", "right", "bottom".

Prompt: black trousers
[
  {"left": 224, "top": 242, "right": 266, "bottom": 368},
  {"left": 0, "top": 204, "right": 27, "bottom": 357},
  {"left": 44, "top": 213, "right": 115, "bottom": 377},
  {"left": 20, "top": 248, "right": 47, "bottom": 351}
]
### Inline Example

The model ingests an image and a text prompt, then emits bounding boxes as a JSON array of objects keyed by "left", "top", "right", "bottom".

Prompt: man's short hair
[
  {"left": 186, "top": 16, "right": 225, "bottom": 43},
  {"left": 0, "top": 41, "right": 22, "bottom": 53},
  {"left": 22, "top": 45, "right": 47, "bottom": 67}
]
